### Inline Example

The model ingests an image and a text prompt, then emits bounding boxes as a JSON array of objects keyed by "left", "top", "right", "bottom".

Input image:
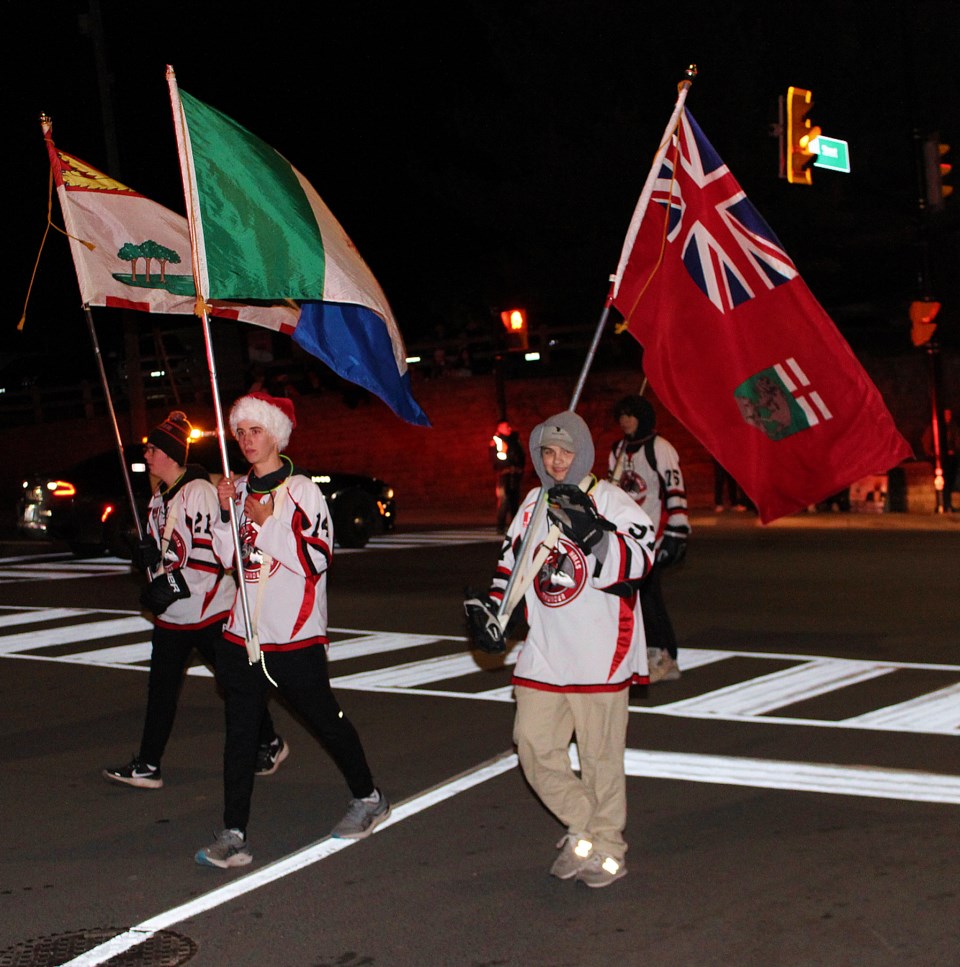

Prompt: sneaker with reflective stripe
[
  {"left": 576, "top": 853, "right": 627, "bottom": 888},
  {"left": 550, "top": 834, "right": 593, "bottom": 879},
  {"left": 331, "top": 789, "right": 391, "bottom": 839},
  {"left": 102, "top": 756, "right": 163, "bottom": 789},
  {"left": 255, "top": 735, "right": 290, "bottom": 776},
  {"left": 195, "top": 829, "right": 252, "bottom": 869}
]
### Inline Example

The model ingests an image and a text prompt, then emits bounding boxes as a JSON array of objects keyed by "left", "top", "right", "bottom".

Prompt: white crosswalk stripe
[
  {"left": 2, "top": 608, "right": 958, "bottom": 806},
  {"left": 2, "top": 610, "right": 958, "bottom": 737},
  {"left": 0, "top": 529, "right": 502, "bottom": 580},
  {"left": 662, "top": 659, "right": 895, "bottom": 716}
]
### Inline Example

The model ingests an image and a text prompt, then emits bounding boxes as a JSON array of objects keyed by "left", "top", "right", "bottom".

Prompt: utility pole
[{"left": 912, "top": 127, "right": 947, "bottom": 513}]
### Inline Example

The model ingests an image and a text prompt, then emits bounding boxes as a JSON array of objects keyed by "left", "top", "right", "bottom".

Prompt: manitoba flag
[{"left": 610, "top": 110, "right": 911, "bottom": 522}]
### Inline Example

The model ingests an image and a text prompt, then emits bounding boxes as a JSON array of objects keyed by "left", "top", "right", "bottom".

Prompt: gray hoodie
[{"left": 529, "top": 411, "right": 596, "bottom": 489}]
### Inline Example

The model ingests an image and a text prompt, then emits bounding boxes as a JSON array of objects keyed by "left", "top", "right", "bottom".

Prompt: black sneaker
[
  {"left": 255, "top": 735, "right": 289, "bottom": 776},
  {"left": 102, "top": 756, "right": 163, "bottom": 789}
]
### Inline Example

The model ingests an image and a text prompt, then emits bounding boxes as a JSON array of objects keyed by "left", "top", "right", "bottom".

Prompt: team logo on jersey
[
  {"left": 239, "top": 521, "right": 281, "bottom": 581},
  {"left": 534, "top": 536, "right": 587, "bottom": 607},
  {"left": 618, "top": 468, "right": 648, "bottom": 505},
  {"left": 163, "top": 531, "right": 187, "bottom": 570}
]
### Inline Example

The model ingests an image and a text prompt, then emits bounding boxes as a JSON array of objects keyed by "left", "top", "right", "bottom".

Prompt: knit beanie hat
[
  {"left": 147, "top": 410, "right": 192, "bottom": 466},
  {"left": 229, "top": 392, "right": 297, "bottom": 450}
]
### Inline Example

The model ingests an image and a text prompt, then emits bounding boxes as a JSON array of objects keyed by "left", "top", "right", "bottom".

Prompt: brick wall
[{"left": 4, "top": 352, "right": 954, "bottom": 528}]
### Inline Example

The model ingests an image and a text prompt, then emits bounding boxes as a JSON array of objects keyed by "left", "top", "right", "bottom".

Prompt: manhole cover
[{"left": 0, "top": 928, "right": 197, "bottom": 967}]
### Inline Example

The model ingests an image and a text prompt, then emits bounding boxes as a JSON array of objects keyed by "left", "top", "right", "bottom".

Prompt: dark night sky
[{"left": 5, "top": 0, "right": 959, "bottom": 375}]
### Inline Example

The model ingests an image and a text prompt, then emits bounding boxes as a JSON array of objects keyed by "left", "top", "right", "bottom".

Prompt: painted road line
[
  {"left": 617, "top": 749, "right": 960, "bottom": 805},
  {"left": 0, "top": 616, "right": 152, "bottom": 655},
  {"left": 662, "top": 648, "right": 730, "bottom": 671},
  {"left": 331, "top": 652, "right": 491, "bottom": 689},
  {"left": 661, "top": 659, "right": 895, "bottom": 716},
  {"left": 0, "top": 552, "right": 73, "bottom": 563},
  {"left": 0, "top": 607, "right": 94, "bottom": 628},
  {"left": 843, "top": 682, "right": 960, "bottom": 733},
  {"left": 66, "top": 642, "right": 153, "bottom": 664},
  {"left": 329, "top": 632, "right": 446, "bottom": 661},
  {"left": 58, "top": 751, "right": 519, "bottom": 967},
  {"left": 55, "top": 738, "right": 960, "bottom": 966}
]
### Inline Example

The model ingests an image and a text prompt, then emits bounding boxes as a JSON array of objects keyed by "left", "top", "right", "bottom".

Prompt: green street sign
[{"left": 810, "top": 135, "right": 851, "bottom": 173}]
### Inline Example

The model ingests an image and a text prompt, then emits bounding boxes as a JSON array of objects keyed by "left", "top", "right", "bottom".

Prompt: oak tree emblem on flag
[{"left": 734, "top": 357, "right": 833, "bottom": 441}]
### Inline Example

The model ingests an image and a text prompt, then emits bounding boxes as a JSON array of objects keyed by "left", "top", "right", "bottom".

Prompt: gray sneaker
[
  {"left": 331, "top": 790, "right": 391, "bottom": 839},
  {"left": 576, "top": 852, "right": 627, "bottom": 888},
  {"left": 549, "top": 834, "right": 593, "bottom": 879},
  {"left": 195, "top": 829, "right": 252, "bottom": 869}
]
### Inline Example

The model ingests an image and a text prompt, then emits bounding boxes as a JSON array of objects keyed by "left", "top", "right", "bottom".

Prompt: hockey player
[
  {"left": 609, "top": 395, "right": 690, "bottom": 683},
  {"left": 197, "top": 392, "right": 389, "bottom": 869},
  {"left": 466, "top": 410, "right": 656, "bottom": 888},
  {"left": 103, "top": 411, "right": 287, "bottom": 790}
]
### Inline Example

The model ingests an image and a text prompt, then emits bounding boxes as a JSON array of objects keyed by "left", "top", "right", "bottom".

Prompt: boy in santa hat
[{"left": 197, "top": 392, "right": 389, "bottom": 869}]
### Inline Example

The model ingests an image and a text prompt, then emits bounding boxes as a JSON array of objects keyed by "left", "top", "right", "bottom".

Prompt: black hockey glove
[
  {"left": 140, "top": 569, "right": 191, "bottom": 616},
  {"left": 656, "top": 535, "right": 687, "bottom": 568},
  {"left": 546, "top": 485, "right": 616, "bottom": 552},
  {"left": 131, "top": 536, "right": 162, "bottom": 572},
  {"left": 463, "top": 591, "right": 506, "bottom": 654}
]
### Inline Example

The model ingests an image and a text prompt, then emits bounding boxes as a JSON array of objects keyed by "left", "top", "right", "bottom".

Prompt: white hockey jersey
[
  {"left": 490, "top": 480, "right": 657, "bottom": 691},
  {"left": 213, "top": 469, "right": 333, "bottom": 652},
  {"left": 145, "top": 471, "right": 235, "bottom": 630},
  {"left": 608, "top": 434, "right": 690, "bottom": 547}
]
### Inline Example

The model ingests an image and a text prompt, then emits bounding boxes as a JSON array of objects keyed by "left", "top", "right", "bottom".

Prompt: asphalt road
[{"left": 0, "top": 517, "right": 958, "bottom": 967}]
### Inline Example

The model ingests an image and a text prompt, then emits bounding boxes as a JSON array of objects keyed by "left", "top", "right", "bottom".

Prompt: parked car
[{"left": 17, "top": 434, "right": 395, "bottom": 554}]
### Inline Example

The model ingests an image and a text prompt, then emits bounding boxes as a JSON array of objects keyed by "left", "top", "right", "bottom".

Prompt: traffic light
[
  {"left": 785, "top": 86, "right": 821, "bottom": 186},
  {"left": 923, "top": 135, "right": 953, "bottom": 210},
  {"left": 500, "top": 308, "right": 528, "bottom": 351},
  {"left": 910, "top": 300, "right": 941, "bottom": 347}
]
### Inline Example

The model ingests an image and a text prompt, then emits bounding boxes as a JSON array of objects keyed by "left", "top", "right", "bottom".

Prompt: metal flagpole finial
[{"left": 679, "top": 65, "right": 698, "bottom": 92}]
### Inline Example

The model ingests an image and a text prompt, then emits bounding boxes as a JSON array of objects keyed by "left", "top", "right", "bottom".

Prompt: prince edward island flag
[
  {"left": 611, "top": 110, "right": 910, "bottom": 522},
  {"left": 167, "top": 69, "right": 429, "bottom": 427}
]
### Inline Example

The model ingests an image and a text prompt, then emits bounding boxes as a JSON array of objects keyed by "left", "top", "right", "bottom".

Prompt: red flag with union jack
[{"left": 610, "top": 109, "right": 911, "bottom": 522}]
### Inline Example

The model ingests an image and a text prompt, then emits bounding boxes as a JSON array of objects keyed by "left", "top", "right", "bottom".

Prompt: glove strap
[{"left": 157, "top": 501, "right": 179, "bottom": 576}]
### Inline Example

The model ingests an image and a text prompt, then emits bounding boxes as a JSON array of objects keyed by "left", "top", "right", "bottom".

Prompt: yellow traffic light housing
[
  {"left": 910, "top": 300, "right": 941, "bottom": 347},
  {"left": 786, "top": 87, "right": 821, "bottom": 186},
  {"left": 500, "top": 308, "right": 529, "bottom": 351}
]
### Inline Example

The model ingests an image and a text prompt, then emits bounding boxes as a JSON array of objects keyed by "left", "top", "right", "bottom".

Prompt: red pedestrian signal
[
  {"left": 923, "top": 136, "right": 953, "bottom": 210},
  {"left": 500, "top": 308, "right": 529, "bottom": 351},
  {"left": 910, "top": 300, "right": 941, "bottom": 347}
]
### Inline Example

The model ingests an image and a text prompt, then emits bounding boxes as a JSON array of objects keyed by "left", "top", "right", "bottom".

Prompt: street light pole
[{"left": 913, "top": 127, "right": 947, "bottom": 513}]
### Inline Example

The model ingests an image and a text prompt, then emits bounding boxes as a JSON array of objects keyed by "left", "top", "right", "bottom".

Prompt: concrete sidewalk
[{"left": 400, "top": 504, "right": 960, "bottom": 532}]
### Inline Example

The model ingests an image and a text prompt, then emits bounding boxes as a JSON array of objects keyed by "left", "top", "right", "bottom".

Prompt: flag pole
[
  {"left": 497, "top": 66, "right": 697, "bottom": 624},
  {"left": 166, "top": 65, "right": 258, "bottom": 662},
  {"left": 609, "top": 65, "right": 697, "bottom": 303},
  {"left": 39, "top": 116, "right": 147, "bottom": 551},
  {"left": 83, "top": 304, "right": 145, "bottom": 545}
]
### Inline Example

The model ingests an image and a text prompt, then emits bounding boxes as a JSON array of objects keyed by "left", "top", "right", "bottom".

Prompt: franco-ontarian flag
[
  {"left": 166, "top": 70, "right": 429, "bottom": 427},
  {"left": 609, "top": 109, "right": 911, "bottom": 522},
  {"left": 41, "top": 117, "right": 298, "bottom": 334}
]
